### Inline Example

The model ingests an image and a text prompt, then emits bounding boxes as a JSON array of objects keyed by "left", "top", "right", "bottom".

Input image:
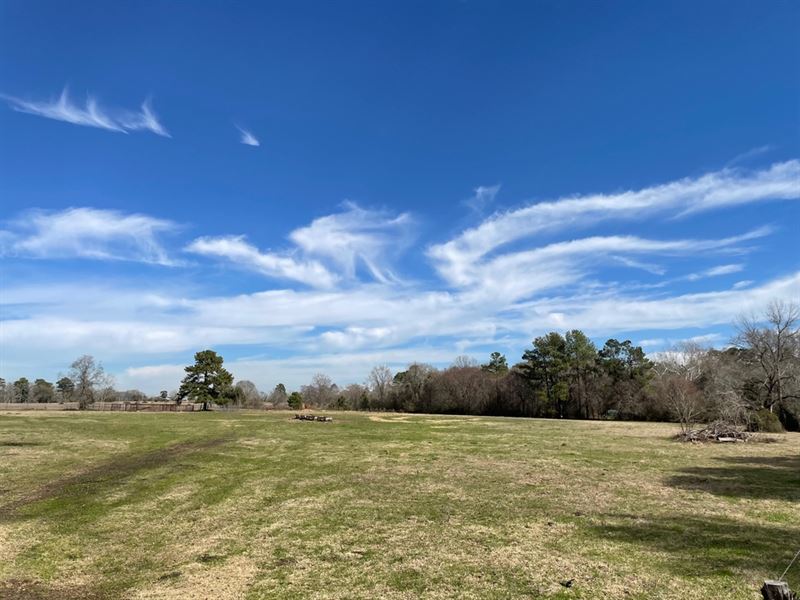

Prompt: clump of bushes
[{"left": 749, "top": 409, "right": 784, "bottom": 433}]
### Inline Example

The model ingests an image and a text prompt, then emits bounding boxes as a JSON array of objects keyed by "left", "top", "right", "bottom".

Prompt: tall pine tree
[{"left": 177, "top": 350, "right": 234, "bottom": 410}]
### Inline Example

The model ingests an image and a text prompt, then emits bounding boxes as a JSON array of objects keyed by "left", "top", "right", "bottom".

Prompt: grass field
[{"left": 0, "top": 411, "right": 798, "bottom": 599}]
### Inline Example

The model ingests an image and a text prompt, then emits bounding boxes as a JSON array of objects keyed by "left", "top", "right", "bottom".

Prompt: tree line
[
  {"left": 286, "top": 301, "right": 800, "bottom": 431},
  {"left": 0, "top": 355, "right": 117, "bottom": 409},
  {"left": 3, "top": 302, "right": 798, "bottom": 431}
]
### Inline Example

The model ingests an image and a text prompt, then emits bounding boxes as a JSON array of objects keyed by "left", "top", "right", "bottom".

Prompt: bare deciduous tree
[
  {"left": 654, "top": 341, "right": 706, "bottom": 382},
  {"left": 367, "top": 365, "right": 393, "bottom": 408},
  {"left": 735, "top": 300, "right": 800, "bottom": 413},
  {"left": 301, "top": 373, "right": 337, "bottom": 407},
  {"left": 234, "top": 380, "right": 262, "bottom": 408},
  {"left": 341, "top": 383, "right": 369, "bottom": 410},
  {"left": 268, "top": 383, "right": 288, "bottom": 408},
  {"left": 452, "top": 355, "right": 478, "bottom": 369},
  {"left": 653, "top": 374, "right": 703, "bottom": 433},
  {"left": 68, "top": 355, "right": 111, "bottom": 409}
]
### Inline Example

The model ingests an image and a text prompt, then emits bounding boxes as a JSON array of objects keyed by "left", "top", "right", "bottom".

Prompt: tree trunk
[{"left": 761, "top": 580, "right": 797, "bottom": 600}]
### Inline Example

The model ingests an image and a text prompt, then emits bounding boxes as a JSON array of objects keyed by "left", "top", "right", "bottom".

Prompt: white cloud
[
  {"left": 684, "top": 333, "right": 725, "bottom": 345},
  {"left": 445, "top": 229, "right": 769, "bottom": 300},
  {"left": 610, "top": 256, "right": 667, "bottom": 275},
  {"left": 2, "top": 88, "right": 170, "bottom": 136},
  {"left": 514, "top": 271, "right": 800, "bottom": 335},
  {"left": 725, "top": 145, "right": 774, "bottom": 168},
  {"left": 185, "top": 235, "right": 337, "bottom": 288},
  {"left": 319, "top": 326, "right": 397, "bottom": 349},
  {"left": 184, "top": 203, "right": 412, "bottom": 287},
  {"left": 639, "top": 333, "right": 724, "bottom": 352},
  {"left": 428, "top": 161, "right": 800, "bottom": 283},
  {"left": 122, "top": 365, "right": 186, "bottom": 394},
  {"left": 638, "top": 338, "right": 667, "bottom": 348},
  {"left": 236, "top": 125, "right": 260, "bottom": 146},
  {"left": 4, "top": 270, "right": 797, "bottom": 363},
  {"left": 686, "top": 263, "right": 744, "bottom": 281},
  {"left": 0, "top": 207, "right": 177, "bottom": 264},
  {"left": 289, "top": 202, "right": 413, "bottom": 283},
  {"left": 463, "top": 184, "right": 501, "bottom": 212}
]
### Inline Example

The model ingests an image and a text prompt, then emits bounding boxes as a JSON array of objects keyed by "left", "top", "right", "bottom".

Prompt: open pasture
[{"left": 0, "top": 411, "right": 797, "bottom": 599}]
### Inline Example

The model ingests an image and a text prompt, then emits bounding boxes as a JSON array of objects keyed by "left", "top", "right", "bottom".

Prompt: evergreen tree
[
  {"left": 56, "top": 377, "right": 75, "bottom": 401},
  {"left": 288, "top": 391, "right": 303, "bottom": 410},
  {"left": 521, "top": 333, "right": 569, "bottom": 417},
  {"left": 13, "top": 377, "right": 30, "bottom": 403},
  {"left": 598, "top": 339, "right": 653, "bottom": 417},
  {"left": 564, "top": 330, "right": 598, "bottom": 418},
  {"left": 32, "top": 379, "right": 55, "bottom": 403},
  {"left": 177, "top": 350, "right": 234, "bottom": 410},
  {"left": 481, "top": 352, "right": 509, "bottom": 375}
]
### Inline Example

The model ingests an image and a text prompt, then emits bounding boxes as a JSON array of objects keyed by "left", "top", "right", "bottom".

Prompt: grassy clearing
[{"left": 0, "top": 411, "right": 797, "bottom": 599}]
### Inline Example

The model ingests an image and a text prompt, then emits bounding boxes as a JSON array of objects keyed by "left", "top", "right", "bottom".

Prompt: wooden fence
[
  {"left": 89, "top": 401, "right": 202, "bottom": 412},
  {"left": 0, "top": 402, "right": 79, "bottom": 411},
  {"left": 0, "top": 402, "right": 201, "bottom": 412}
]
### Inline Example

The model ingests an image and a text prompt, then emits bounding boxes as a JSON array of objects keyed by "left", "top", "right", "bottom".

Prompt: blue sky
[{"left": 1, "top": 1, "right": 799, "bottom": 393}]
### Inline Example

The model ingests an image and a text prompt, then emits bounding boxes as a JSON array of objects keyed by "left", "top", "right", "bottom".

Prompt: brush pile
[
  {"left": 294, "top": 414, "right": 333, "bottom": 422},
  {"left": 676, "top": 420, "right": 752, "bottom": 443}
]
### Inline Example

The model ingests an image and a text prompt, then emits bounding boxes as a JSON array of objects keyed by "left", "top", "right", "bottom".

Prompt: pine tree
[
  {"left": 177, "top": 350, "right": 234, "bottom": 410},
  {"left": 481, "top": 352, "right": 509, "bottom": 375},
  {"left": 56, "top": 377, "right": 75, "bottom": 401}
]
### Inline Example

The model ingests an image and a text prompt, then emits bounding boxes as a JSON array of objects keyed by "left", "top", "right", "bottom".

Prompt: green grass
[{"left": 0, "top": 411, "right": 798, "bottom": 599}]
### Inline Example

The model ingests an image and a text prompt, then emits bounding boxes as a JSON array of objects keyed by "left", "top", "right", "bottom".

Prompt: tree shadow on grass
[
  {"left": 666, "top": 455, "right": 800, "bottom": 501},
  {"left": 587, "top": 513, "right": 800, "bottom": 581}
]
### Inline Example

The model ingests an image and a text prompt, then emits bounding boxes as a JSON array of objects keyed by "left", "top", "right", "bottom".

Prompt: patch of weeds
[
  {"left": 197, "top": 552, "right": 227, "bottom": 565},
  {"left": 388, "top": 568, "right": 427, "bottom": 593},
  {"left": 0, "top": 579, "right": 110, "bottom": 600},
  {"left": 0, "top": 441, "right": 41, "bottom": 447}
]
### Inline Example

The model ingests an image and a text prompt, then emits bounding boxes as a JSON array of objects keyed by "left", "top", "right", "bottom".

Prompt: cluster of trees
[
  {"left": 296, "top": 335, "right": 655, "bottom": 420},
  {"left": 3, "top": 302, "right": 797, "bottom": 431},
  {"left": 651, "top": 302, "right": 800, "bottom": 432},
  {"left": 0, "top": 355, "right": 115, "bottom": 409},
  {"left": 289, "top": 302, "right": 800, "bottom": 431},
  {"left": 171, "top": 349, "right": 303, "bottom": 410}
]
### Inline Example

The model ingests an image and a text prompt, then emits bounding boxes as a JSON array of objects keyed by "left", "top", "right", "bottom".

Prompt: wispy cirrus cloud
[
  {"left": 686, "top": 263, "right": 744, "bottom": 281},
  {"left": 463, "top": 184, "right": 501, "bottom": 212},
  {"left": 185, "top": 203, "right": 413, "bottom": 287},
  {"left": 2, "top": 87, "right": 170, "bottom": 136},
  {"left": 428, "top": 161, "right": 800, "bottom": 285},
  {"left": 289, "top": 202, "right": 414, "bottom": 283},
  {"left": 0, "top": 207, "right": 178, "bottom": 265},
  {"left": 185, "top": 235, "right": 337, "bottom": 288},
  {"left": 725, "top": 144, "right": 774, "bottom": 168},
  {"left": 454, "top": 228, "right": 770, "bottom": 302},
  {"left": 236, "top": 124, "right": 260, "bottom": 146}
]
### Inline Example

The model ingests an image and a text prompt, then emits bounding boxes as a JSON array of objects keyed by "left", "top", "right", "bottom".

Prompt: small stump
[{"left": 762, "top": 580, "right": 797, "bottom": 600}]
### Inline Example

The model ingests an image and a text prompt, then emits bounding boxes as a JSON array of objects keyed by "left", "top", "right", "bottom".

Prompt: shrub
[
  {"left": 750, "top": 408, "right": 784, "bottom": 433},
  {"left": 288, "top": 392, "right": 303, "bottom": 410}
]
